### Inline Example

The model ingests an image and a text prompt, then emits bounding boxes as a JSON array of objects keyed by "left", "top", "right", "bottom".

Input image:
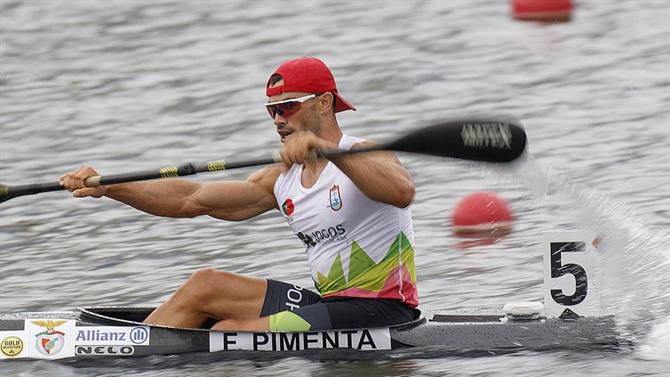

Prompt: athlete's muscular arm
[
  {"left": 60, "top": 165, "right": 282, "bottom": 221},
  {"left": 280, "top": 132, "right": 415, "bottom": 208}
]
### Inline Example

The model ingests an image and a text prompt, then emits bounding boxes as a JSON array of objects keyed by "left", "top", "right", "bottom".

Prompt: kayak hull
[{"left": 0, "top": 306, "right": 621, "bottom": 360}]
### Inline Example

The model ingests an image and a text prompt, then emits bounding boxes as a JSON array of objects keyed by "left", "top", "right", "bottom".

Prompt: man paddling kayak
[{"left": 60, "top": 57, "right": 418, "bottom": 331}]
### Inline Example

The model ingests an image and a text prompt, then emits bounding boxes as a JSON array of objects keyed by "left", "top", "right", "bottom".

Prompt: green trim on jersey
[
  {"left": 315, "top": 232, "right": 416, "bottom": 295},
  {"left": 349, "top": 241, "right": 377, "bottom": 280}
]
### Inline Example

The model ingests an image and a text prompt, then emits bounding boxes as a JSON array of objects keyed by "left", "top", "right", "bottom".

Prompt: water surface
[{"left": 1, "top": 1, "right": 668, "bottom": 375}]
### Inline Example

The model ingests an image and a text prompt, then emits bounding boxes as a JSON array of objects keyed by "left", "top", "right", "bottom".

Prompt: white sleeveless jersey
[{"left": 273, "top": 135, "right": 418, "bottom": 307}]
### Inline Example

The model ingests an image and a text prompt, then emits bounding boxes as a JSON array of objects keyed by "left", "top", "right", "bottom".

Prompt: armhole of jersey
[
  {"left": 273, "top": 165, "right": 289, "bottom": 205},
  {"left": 273, "top": 164, "right": 304, "bottom": 205}
]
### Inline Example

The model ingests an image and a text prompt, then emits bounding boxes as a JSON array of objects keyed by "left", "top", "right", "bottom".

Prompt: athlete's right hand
[{"left": 59, "top": 166, "right": 107, "bottom": 198}]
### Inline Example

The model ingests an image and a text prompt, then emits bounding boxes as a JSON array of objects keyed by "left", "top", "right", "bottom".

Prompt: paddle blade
[{"left": 385, "top": 115, "right": 527, "bottom": 162}]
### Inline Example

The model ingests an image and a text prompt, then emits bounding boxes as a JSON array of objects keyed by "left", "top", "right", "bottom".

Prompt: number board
[{"left": 543, "top": 231, "right": 602, "bottom": 318}]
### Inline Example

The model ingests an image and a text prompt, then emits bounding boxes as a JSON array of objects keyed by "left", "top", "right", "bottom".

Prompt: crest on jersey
[{"left": 329, "top": 185, "right": 342, "bottom": 211}]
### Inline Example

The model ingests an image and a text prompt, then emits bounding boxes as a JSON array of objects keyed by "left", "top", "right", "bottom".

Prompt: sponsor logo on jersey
[
  {"left": 1, "top": 336, "right": 24, "bottom": 357},
  {"left": 297, "top": 224, "right": 347, "bottom": 248},
  {"left": 329, "top": 185, "right": 342, "bottom": 211},
  {"left": 282, "top": 198, "right": 295, "bottom": 217},
  {"left": 31, "top": 320, "right": 67, "bottom": 356}
]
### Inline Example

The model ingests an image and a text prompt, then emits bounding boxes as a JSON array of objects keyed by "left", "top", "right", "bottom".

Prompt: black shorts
[{"left": 260, "top": 279, "right": 418, "bottom": 331}]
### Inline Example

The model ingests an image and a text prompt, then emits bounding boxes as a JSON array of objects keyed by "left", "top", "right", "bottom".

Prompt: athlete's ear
[{"left": 319, "top": 92, "right": 335, "bottom": 114}]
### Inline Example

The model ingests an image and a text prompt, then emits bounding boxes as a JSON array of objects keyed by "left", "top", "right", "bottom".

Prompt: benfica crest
[
  {"left": 32, "top": 320, "right": 67, "bottom": 356},
  {"left": 329, "top": 185, "right": 342, "bottom": 211}
]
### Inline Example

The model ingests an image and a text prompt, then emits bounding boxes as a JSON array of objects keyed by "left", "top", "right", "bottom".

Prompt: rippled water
[{"left": 1, "top": 0, "right": 669, "bottom": 376}]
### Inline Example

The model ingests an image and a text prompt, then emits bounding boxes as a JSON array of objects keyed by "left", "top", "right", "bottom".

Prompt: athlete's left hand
[{"left": 279, "top": 131, "right": 337, "bottom": 168}]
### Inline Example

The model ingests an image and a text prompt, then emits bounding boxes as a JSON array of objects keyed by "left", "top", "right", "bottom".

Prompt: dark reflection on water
[{"left": 1, "top": 0, "right": 668, "bottom": 375}]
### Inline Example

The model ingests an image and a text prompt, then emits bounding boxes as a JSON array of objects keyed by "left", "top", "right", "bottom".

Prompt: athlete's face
[{"left": 266, "top": 80, "right": 322, "bottom": 143}]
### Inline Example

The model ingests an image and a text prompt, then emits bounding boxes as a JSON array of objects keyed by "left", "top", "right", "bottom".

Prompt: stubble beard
[{"left": 305, "top": 108, "right": 321, "bottom": 136}]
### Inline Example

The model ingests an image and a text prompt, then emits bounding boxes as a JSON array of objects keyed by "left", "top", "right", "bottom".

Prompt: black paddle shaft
[{"left": 0, "top": 114, "right": 527, "bottom": 203}]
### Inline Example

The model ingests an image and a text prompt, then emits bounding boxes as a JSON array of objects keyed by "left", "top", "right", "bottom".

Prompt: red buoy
[
  {"left": 451, "top": 192, "right": 513, "bottom": 238},
  {"left": 511, "top": 0, "right": 573, "bottom": 22}
]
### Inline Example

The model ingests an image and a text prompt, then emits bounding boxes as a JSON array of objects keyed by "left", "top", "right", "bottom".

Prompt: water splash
[
  {"left": 637, "top": 317, "right": 670, "bottom": 361},
  {"left": 485, "top": 156, "right": 670, "bottom": 358}
]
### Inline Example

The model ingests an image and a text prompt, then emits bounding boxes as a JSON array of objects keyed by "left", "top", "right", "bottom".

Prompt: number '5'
[{"left": 550, "top": 242, "right": 588, "bottom": 306}]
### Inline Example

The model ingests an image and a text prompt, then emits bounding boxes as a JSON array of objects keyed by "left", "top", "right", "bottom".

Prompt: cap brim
[{"left": 333, "top": 92, "right": 356, "bottom": 113}]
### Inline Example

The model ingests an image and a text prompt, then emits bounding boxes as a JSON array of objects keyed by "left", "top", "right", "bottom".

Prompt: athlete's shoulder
[{"left": 248, "top": 164, "right": 284, "bottom": 190}]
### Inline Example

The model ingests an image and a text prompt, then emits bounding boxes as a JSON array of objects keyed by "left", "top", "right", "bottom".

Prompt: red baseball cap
[{"left": 266, "top": 57, "right": 356, "bottom": 113}]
